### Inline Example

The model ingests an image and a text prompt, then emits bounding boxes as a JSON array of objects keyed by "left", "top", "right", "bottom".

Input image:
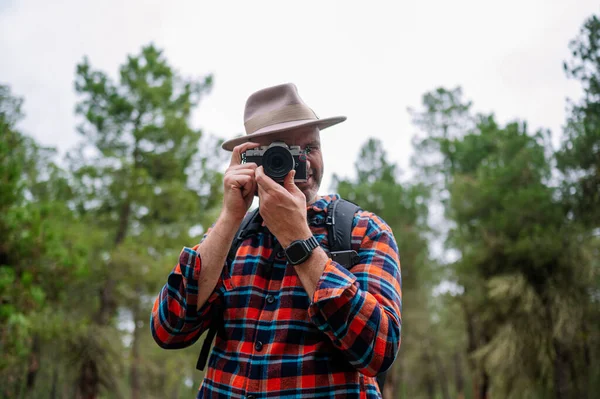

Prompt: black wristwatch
[{"left": 284, "top": 236, "right": 319, "bottom": 265}]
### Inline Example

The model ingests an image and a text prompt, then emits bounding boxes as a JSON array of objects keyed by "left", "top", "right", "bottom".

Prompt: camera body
[{"left": 244, "top": 141, "right": 308, "bottom": 183}]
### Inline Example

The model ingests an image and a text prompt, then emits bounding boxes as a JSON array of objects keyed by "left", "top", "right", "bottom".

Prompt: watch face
[{"left": 286, "top": 242, "right": 307, "bottom": 262}]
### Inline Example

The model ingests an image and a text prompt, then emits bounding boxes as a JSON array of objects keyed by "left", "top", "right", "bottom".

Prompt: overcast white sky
[{"left": 1, "top": 0, "right": 598, "bottom": 193}]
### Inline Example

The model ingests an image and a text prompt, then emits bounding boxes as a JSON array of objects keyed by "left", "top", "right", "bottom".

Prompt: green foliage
[
  {"left": 66, "top": 43, "right": 220, "bottom": 397},
  {"left": 334, "top": 138, "right": 432, "bottom": 289},
  {"left": 1, "top": 44, "right": 224, "bottom": 397},
  {"left": 411, "top": 81, "right": 597, "bottom": 398},
  {"left": 2, "top": 13, "right": 600, "bottom": 398},
  {"left": 333, "top": 138, "right": 451, "bottom": 399},
  {"left": 0, "top": 84, "right": 90, "bottom": 397},
  {"left": 558, "top": 15, "right": 600, "bottom": 227}
]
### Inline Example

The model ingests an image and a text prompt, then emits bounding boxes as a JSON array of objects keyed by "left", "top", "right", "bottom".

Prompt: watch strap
[
  {"left": 304, "top": 236, "right": 319, "bottom": 251},
  {"left": 285, "top": 236, "right": 319, "bottom": 265}
]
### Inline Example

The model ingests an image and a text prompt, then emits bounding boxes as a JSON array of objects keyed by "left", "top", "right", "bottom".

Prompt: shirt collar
[{"left": 307, "top": 194, "right": 340, "bottom": 213}]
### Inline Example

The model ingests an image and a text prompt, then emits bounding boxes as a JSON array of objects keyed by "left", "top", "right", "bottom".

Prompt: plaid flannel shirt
[{"left": 151, "top": 194, "right": 402, "bottom": 398}]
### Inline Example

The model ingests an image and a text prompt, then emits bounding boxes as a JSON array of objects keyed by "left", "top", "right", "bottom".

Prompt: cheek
[
  {"left": 314, "top": 162, "right": 324, "bottom": 179},
  {"left": 308, "top": 153, "right": 323, "bottom": 172}
]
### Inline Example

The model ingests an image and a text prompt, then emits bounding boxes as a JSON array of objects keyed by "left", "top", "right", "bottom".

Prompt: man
[{"left": 151, "top": 83, "right": 402, "bottom": 398}]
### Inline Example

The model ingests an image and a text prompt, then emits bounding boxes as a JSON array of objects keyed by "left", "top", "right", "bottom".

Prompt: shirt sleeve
[
  {"left": 150, "top": 229, "right": 226, "bottom": 349},
  {"left": 307, "top": 211, "right": 402, "bottom": 377}
]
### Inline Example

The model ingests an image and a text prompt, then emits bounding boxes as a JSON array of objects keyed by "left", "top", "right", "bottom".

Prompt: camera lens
[{"left": 263, "top": 145, "right": 294, "bottom": 180}]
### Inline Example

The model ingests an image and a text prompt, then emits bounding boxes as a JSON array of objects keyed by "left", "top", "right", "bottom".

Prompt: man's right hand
[{"left": 222, "top": 142, "right": 261, "bottom": 221}]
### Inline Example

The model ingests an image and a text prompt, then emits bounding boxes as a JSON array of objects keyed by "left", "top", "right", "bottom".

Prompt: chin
[
  {"left": 300, "top": 187, "right": 319, "bottom": 204},
  {"left": 297, "top": 175, "right": 320, "bottom": 201}
]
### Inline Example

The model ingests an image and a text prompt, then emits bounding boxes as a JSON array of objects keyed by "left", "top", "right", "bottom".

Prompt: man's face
[{"left": 253, "top": 127, "right": 324, "bottom": 204}]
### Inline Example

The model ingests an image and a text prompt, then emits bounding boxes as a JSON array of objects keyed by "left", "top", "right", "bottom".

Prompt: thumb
[{"left": 284, "top": 170, "right": 299, "bottom": 192}]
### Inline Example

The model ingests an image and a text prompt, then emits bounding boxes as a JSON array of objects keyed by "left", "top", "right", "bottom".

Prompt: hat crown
[
  {"left": 221, "top": 83, "right": 346, "bottom": 151},
  {"left": 243, "top": 83, "right": 317, "bottom": 135}
]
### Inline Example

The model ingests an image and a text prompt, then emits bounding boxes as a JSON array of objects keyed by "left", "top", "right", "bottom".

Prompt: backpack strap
[
  {"left": 326, "top": 198, "right": 361, "bottom": 268},
  {"left": 376, "top": 370, "right": 388, "bottom": 393},
  {"left": 326, "top": 198, "right": 389, "bottom": 391},
  {"left": 226, "top": 208, "right": 262, "bottom": 265},
  {"left": 196, "top": 208, "right": 261, "bottom": 372},
  {"left": 196, "top": 319, "right": 218, "bottom": 371}
]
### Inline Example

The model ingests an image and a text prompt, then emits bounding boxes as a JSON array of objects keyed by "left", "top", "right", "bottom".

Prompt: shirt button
[
  {"left": 276, "top": 250, "right": 285, "bottom": 258},
  {"left": 255, "top": 341, "right": 263, "bottom": 351},
  {"left": 266, "top": 295, "right": 275, "bottom": 304}
]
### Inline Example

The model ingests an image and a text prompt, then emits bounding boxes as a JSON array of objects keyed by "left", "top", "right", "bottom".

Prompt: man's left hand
[{"left": 255, "top": 166, "right": 312, "bottom": 247}]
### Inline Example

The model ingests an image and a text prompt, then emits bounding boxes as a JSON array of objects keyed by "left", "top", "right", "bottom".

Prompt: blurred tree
[
  {"left": 0, "top": 84, "right": 88, "bottom": 397},
  {"left": 558, "top": 14, "right": 600, "bottom": 227},
  {"left": 0, "top": 83, "right": 34, "bottom": 397},
  {"left": 2, "top": 12, "right": 599, "bottom": 399},
  {"left": 558, "top": 13, "right": 600, "bottom": 398},
  {"left": 412, "top": 86, "right": 596, "bottom": 399},
  {"left": 332, "top": 138, "right": 440, "bottom": 399},
  {"left": 70, "top": 44, "right": 221, "bottom": 398}
]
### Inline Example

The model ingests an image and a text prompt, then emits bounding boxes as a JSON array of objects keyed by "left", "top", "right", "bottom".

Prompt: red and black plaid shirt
[{"left": 151, "top": 194, "right": 402, "bottom": 398}]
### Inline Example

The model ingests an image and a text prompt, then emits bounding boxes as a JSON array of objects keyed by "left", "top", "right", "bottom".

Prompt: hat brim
[{"left": 221, "top": 116, "right": 346, "bottom": 151}]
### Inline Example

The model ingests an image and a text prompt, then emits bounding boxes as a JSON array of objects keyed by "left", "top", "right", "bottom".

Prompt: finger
[
  {"left": 283, "top": 170, "right": 299, "bottom": 192},
  {"left": 257, "top": 181, "right": 266, "bottom": 198},
  {"left": 255, "top": 166, "right": 283, "bottom": 193},
  {"left": 257, "top": 183, "right": 268, "bottom": 210},
  {"left": 228, "top": 162, "right": 258, "bottom": 171},
  {"left": 230, "top": 175, "right": 253, "bottom": 192},
  {"left": 226, "top": 168, "right": 257, "bottom": 178},
  {"left": 229, "top": 142, "right": 261, "bottom": 167},
  {"left": 254, "top": 166, "right": 268, "bottom": 188},
  {"left": 241, "top": 178, "right": 257, "bottom": 198},
  {"left": 248, "top": 180, "right": 258, "bottom": 199}
]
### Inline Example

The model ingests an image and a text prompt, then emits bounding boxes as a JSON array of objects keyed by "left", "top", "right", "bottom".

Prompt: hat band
[{"left": 244, "top": 103, "right": 317, "bottom": 134}]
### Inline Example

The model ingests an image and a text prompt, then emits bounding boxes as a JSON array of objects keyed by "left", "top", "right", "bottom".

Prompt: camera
[{"left": 244, "top": 141, "right": 308, "bottom": 183}]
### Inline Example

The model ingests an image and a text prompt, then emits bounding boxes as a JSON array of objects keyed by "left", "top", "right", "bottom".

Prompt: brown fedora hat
[{"left": 221, "top": 83, "right": 346, "bottom": 151}]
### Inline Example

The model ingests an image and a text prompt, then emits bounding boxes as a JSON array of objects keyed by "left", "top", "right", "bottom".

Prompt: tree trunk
[
  {"left": 130, "top": 287, "right": 143, "bottom": 399},
  {"left": 77, "top": 358, "right": 99, "bottom": 399},
  {"left": 464, "top": 305, "right": 490, "bottom": 399},
  {"left": 465, "top": 307, "right": 480, "bottom": 397},
  {"left": 25, "top": 334, "right": 40, "bottom": 393},
  {"left": 425, "top": 372, "right": 436, "bottom": 399},
  {"left": 580, "top": 340, "right": 590, "bottom": 399},
  {"left": 382, "top": 361, "right": 399, "bottom": 399},
  {"left": 76, "top": 199, "right": 131, "bottom": 399},
  {"left": 130, "top": 333, "right": 141, "bottom": 399},
  {"left": 50, "top": 366, "right": 59, "bottom": 399},
  {"left": 577, "top": 322, "right": 590, "bottom": 399},
  {"left": 454, "top": 351, "right": 465, "bottom": 399},
  {"left": 479, "top": 372, "right": 490, "bottom": 399},
  {"left": 434, "top": 352, "right": 451, "bottom": 399},
  {"left": 114, "top": 199, "right": 132, "bottom": 247},
  {"left": 421, "top": 352, "right": 436, "bottom": 399},
  {"left": 553, "top": 338, "right": 572, "bottom": 399}
]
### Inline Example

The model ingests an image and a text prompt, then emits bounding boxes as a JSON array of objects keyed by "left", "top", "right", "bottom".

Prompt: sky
[{"left": 1, "top": 0, "right": 598, "bottom": 194}]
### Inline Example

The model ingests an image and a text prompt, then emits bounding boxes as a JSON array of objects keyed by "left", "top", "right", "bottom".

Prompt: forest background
[{"left": 1, "top": 4, "right": 599, "bottom": 399}]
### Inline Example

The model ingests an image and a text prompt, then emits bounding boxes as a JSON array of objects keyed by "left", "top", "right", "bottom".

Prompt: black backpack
[{"left": 195, "top": 198, "right": 388, "bottom": 392}]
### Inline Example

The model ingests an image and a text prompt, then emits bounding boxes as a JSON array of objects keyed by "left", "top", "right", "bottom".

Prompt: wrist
[
  {"left": 280, "top": 227, "right": 313, "bottom": 248},
  {"left": 219, "top": 209, "right": 245, "bottom": 227},
  {"left": 213, "top": 211, "right": 245, "bottom": 241},
  {"left": 295, "top": 246, "right": 328, "bottom": 267}
]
